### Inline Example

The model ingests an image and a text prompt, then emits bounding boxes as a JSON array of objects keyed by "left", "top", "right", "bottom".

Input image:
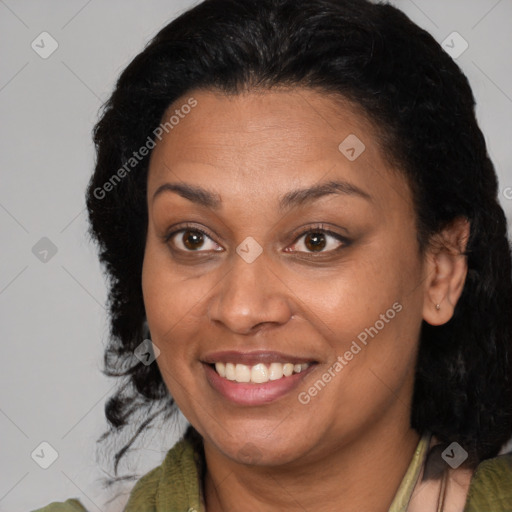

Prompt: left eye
[{"left": 288, "top": 229, "right": 346, "bottom": 254}]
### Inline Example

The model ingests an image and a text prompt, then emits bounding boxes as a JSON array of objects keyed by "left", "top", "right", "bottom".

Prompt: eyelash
[{"left": 163, "top": 222, "right": 350, "bottom": 257}]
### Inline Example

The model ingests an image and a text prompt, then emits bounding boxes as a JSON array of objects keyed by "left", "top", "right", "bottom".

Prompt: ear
[{"left": 422, "top": 216, "right": 470, "bottom": 326}]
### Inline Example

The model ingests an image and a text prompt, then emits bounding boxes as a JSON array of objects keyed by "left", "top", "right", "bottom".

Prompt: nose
[{"left": 207, "top": 248, "right": 294, "bottom": 335}]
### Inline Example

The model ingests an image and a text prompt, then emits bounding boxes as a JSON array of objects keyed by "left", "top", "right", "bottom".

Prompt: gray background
[{"left": 1, "top": 1, "right": 511, "bottom": 511}]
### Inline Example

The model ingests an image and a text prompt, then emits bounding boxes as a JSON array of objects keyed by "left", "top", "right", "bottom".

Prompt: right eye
[{"left": 165, "top": 225, "right": 223, "bottom": 253}]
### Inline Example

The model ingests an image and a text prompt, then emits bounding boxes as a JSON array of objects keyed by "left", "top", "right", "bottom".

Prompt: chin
[{"left": 207, "top": 426, "right": 316, "bottom": 467}]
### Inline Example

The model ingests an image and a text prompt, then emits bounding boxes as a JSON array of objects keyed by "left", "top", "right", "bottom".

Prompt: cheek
[
  {"left": 143, "top": 228, "right": 204, "bottom": 309},
  {"left": 141, "top": 243, "right": 208, "bottom": 417},
  {"left": 305, "top": 252, "right": 399, "bottom": 337},
  {"left": 141, "top": 241, "right": 207, "bottom": 362},
  {"left": 315, "top": 241, "right": 423, "bottom": 379}
]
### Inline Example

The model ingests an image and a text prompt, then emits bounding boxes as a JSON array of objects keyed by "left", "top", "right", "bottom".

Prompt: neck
[{"left": 203, "top": 420, "right": 421, "bottom": 512}]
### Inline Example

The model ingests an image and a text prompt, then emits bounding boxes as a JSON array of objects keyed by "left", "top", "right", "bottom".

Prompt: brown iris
[
  {"left": 304, "top": 232, "right": 326, "bottom": 252},
  {"left": 182, "top": 230, "right": 205, "bottom": 250}
]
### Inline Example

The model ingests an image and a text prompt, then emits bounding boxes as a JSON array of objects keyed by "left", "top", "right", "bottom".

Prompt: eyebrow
[{"left": 152, "top": 179, "right": 372, "bottom": 211}]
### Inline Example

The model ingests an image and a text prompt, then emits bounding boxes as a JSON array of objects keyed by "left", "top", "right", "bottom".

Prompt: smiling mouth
[{"left": 210, "top": 362, "right": 313, "bottom": 384}]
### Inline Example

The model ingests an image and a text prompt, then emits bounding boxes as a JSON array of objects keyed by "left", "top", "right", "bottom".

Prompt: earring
[{"left": 435, "top": 304, "right": 441, "bottom": 310}]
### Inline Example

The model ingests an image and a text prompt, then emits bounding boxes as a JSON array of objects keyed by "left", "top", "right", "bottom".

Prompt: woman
[{"left": 34, "top": 0, "right": 512, "bottom": 510}]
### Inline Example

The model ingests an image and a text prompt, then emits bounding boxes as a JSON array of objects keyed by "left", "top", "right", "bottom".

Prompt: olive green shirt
[{"left": 32, "top": 434, "right": 512, "bottom": 511}]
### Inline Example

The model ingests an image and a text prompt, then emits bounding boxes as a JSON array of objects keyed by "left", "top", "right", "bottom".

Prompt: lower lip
[{"left": 203, "top": 363, "right": 316, "bottom": 406}]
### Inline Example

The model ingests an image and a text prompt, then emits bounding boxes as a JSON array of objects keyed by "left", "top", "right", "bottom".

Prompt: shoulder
[
  {"left": 31, "top": 440, "right": 200, "bottom": 512},
  {"left": 121, "top": 456, "right": 164, "bottom": 511},
  {"left": 464, "top": 452, "right": 512, "bottom": 512},
  {"left": 31, "top": 498, "right": 87, "bottom": 511}
]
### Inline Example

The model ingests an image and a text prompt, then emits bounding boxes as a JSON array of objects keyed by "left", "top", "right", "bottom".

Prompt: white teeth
[
  {"left": 215, "top": 362, "right": 226, "bottom": 378},
  {"left": 268, "top": 362, "right": 283, "bottom": 380},
  {"left": 213, "top": 361, "right": 311, "bottom": 383},
  {"left": 225, "top": 363, "right": 236, "bottom": 381},
  {"left": 283, "top": 363, "right": 294, "bottom": 377},
  {"left": 235, "top": 364, "right": 251, "bottom": 382},
  {"left": 251, "top": 363, "right": 269, "bottom": 383}
]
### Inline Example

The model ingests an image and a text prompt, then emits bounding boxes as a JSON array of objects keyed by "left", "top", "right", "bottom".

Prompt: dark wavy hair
[{"left": 86, "top": 0, "right": 512, "bottom": 483}]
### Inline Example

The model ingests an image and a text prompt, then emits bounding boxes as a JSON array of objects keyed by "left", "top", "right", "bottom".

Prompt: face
[{"left": 142, "top": 87, "right": 428, "bottom": 467}]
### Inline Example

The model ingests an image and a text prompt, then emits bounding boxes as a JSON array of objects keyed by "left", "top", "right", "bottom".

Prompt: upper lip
[{"left": 202, "top": 350, "right": 318, "bottom": 366}]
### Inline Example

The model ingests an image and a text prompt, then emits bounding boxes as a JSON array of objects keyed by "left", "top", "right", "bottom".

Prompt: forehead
[
  {"left": 151, "top": 88, "right": 373, "bottom": 164},
  {"left": 147, "top": 88, "right": 413, "bottom": 216}
]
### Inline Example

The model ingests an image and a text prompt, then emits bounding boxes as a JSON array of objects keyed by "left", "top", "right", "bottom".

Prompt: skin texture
[{"left": 142, "top": 88, "right": 470, "bottom": 511}]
